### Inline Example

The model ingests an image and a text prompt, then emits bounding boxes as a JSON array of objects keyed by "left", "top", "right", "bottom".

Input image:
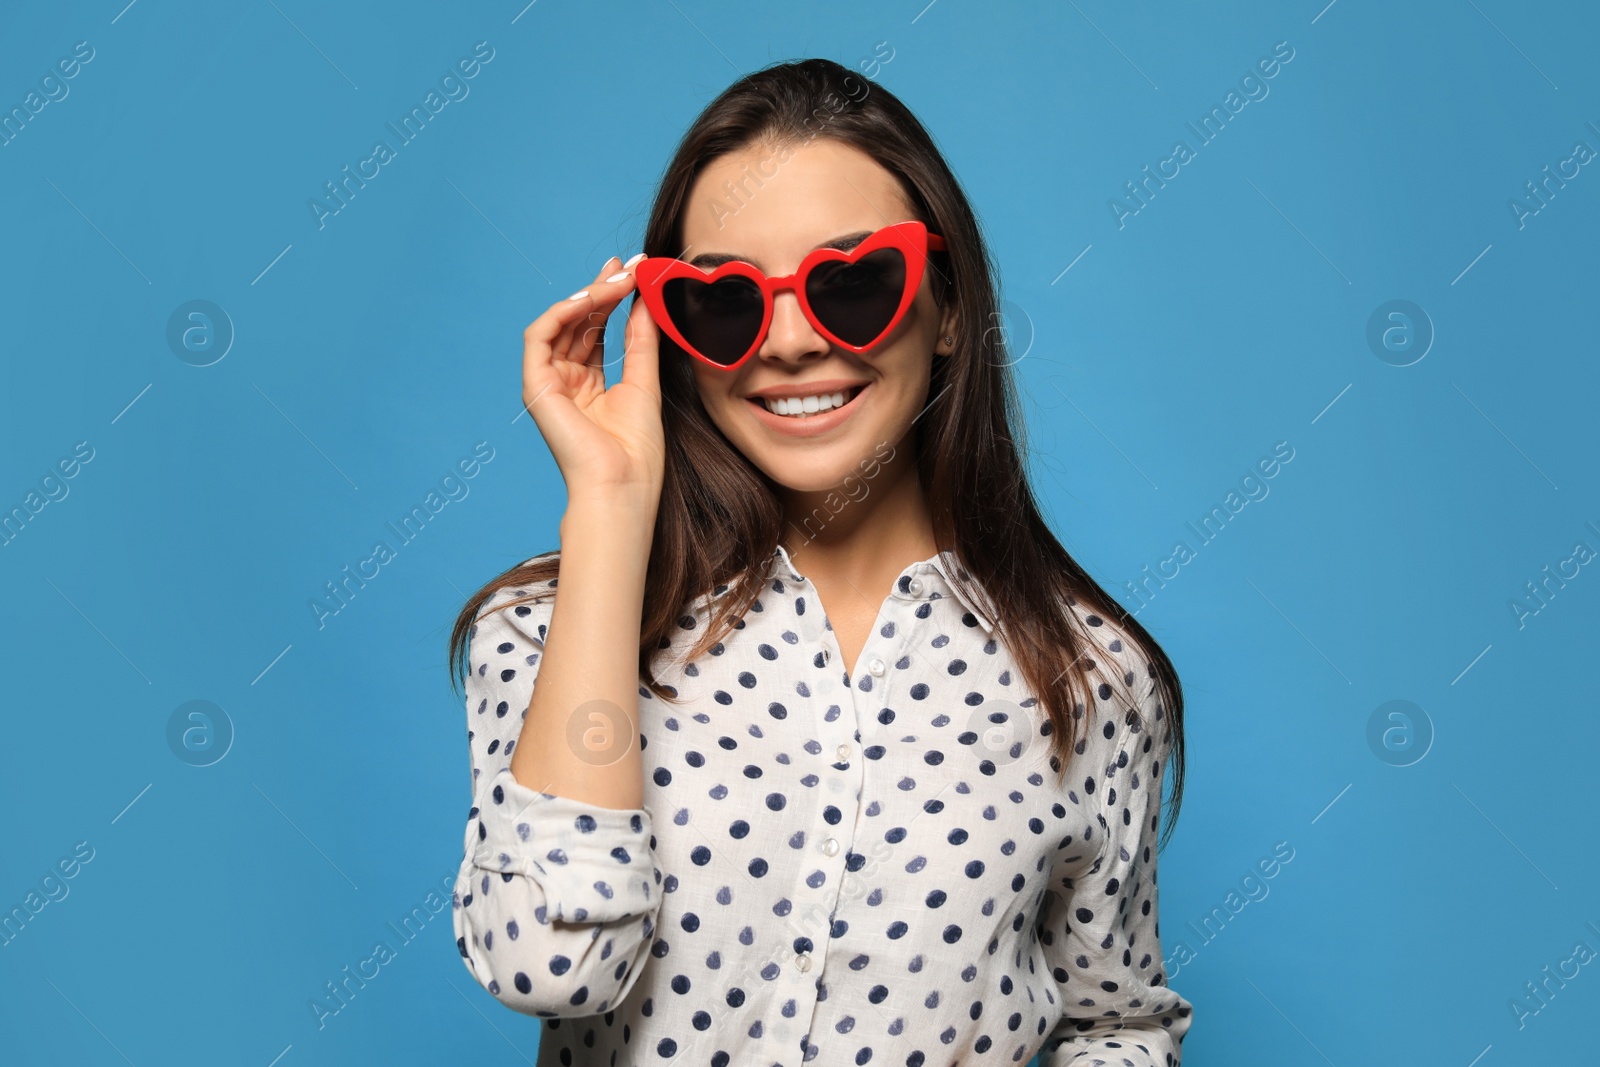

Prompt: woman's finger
[
  {"left": 525, "top": 302, "right": 595, "bottom": 388},
  {"left": 524, "top": 271, "right": 608, "bottom": 352},
  {"left": 571, "top": 257, "right": 639, "bottom": 369},
  {"left": 534, "top": 256, "right": 617, "bottom": 364},
  {"left": 564, "top": 256, "right": 616, "bottom": 363},
  {"left": 618, "top": 288, "right": 660, "bottom": 399}
]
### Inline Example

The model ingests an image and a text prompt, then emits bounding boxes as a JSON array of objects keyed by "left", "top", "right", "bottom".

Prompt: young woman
[{"left": 448, "top": 58, "right": 1193, "bottom": 1067}]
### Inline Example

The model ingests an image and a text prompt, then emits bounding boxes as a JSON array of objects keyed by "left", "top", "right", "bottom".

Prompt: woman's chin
[{"left": 749, "top": 434, "right": 902, "bottom": 496}]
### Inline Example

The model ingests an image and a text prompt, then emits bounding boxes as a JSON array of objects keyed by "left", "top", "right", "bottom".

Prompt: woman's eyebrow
[{"left": 687, "top": 230, "right": 876, "bottom": 272}]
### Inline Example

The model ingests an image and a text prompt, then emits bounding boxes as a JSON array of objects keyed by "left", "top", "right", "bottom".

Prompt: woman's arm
[
  {"left": 1037, "top": 654, "right": 1195, "bottom": 1064},
  {"left": 452, "top": 498, "right": 663, "bottom": 1016},
  {"left": 453, "top": 243, "right": 666, "bottom": 1014},
  {"left": 510, "top": 497, "right": 655, "bottom": 809}
]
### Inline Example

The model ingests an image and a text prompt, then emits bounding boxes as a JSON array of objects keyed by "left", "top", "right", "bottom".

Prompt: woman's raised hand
[{"left": 521, "top": 255, "right": 665, "bottom": 511}]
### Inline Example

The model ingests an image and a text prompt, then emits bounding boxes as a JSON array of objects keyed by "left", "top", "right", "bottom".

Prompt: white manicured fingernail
[
  {"left": 600, "top": 255, "right": 618, "bottom": 271},
  {"left": 567, "top": 289, "right": 589, "bottom": 301},
  {"left": 605, "top": 271, "right": 630, "bottom": 282},
  {"left": 623, "top": 252, "right": 646, "bottom": 268}
]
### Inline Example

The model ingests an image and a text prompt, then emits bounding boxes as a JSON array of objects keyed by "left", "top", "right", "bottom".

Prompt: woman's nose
[{"left": 758, "top": 290, "right": 829, "bottom": 361}]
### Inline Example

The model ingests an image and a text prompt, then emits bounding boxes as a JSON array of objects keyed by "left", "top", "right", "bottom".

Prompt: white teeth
[{"left": 762, "top": 388, "right": 856, "bottom": 417}]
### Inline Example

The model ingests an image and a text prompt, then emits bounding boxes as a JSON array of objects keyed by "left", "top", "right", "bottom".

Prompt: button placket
[
  {"left": 786, "top": 571, "right": 861, "bottom": 1008},
  {"left": 825, "top": 598, "right": 891, "bottom": 988}
]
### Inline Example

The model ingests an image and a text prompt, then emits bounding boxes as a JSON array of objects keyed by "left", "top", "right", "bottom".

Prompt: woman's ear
[{"left": 936, "top": 306, "right": 958, "bottom": 356}]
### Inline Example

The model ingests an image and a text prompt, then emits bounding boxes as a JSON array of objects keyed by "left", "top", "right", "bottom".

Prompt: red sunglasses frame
[{"left": 631, "top": 220, "right": 946, "bottom": 372}]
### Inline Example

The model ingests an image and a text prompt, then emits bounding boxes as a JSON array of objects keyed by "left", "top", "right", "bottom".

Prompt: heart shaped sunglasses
[{"left": 631, "top": 220, "right": 946, "bottom": 372}]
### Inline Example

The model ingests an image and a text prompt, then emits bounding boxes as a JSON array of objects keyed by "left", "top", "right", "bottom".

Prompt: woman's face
[{"left": 677, "top": 138, "right": 956, "bottom": 495}]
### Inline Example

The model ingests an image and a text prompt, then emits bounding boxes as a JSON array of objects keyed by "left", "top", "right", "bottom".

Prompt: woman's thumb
[{"left": 619, "top": 293, "right": 660, "bottom": 394}]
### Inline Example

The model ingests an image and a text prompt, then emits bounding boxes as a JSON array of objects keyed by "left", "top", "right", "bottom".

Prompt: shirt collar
[{"left": 770, "top": 543, "right": 996, "bottom": 635}]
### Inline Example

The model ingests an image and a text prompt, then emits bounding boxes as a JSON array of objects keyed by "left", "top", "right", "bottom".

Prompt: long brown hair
[{"left": 448, "top": 58, "right": 1186, "bottom": 848}]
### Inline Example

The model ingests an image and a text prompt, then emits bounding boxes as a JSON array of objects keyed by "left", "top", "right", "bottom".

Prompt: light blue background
[{"left": 2, "top": 1, "right": 1596, "bottom": 1063}]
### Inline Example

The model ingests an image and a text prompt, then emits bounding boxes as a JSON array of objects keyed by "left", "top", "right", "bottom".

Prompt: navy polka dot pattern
[{"left": 454, "top": 544, "right": 1193, "bottom": 1065}]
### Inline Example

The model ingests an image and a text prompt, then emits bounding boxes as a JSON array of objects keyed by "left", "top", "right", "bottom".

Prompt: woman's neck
[{"left": 777, "top": 440, "right": 938, "bottom": 589}]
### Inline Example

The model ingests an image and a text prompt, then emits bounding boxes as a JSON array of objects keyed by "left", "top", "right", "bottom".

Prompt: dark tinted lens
[
  {"left": 805, "top": 248, "right": 907, "bottom": 347},
  {"left": 664, "top": 275, "right": 764, "bottom": 366}
]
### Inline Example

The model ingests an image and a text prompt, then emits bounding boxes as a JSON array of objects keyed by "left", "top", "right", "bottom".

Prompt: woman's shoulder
[
  {"left": 1061, "top": 589, "right": 1148, "bottom": 667},
  {"left": 1060, "top": 589, "right": 1160, "bottom": 724},
  {"left": 473, "top": 550, "right": 563, "bottom": 629}
]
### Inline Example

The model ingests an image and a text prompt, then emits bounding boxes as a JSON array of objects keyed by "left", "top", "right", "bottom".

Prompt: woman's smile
[{"left": 745, "top": 381, "right": 872, "bottom": 437}]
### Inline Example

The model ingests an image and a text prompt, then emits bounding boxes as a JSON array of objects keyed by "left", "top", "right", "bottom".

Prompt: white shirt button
[
  {"left": 907, "top": 577, "right": 924, "bottom": 596},
  {"left": 867, "top": 657, "right": 885, "bottom": 676},
  {"left": 795, "top": 952, "right": 812, "bottom": 972},
  {"left": 821, "top": 837, "right": 839, "bottom": 856},
  {"left": 835, "top": 743, "right": 851, "bottom": 761}
]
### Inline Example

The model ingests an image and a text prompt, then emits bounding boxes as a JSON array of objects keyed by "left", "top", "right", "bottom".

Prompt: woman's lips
[{"left": 746, "top": 384, "right": 870, "bottom": 437}]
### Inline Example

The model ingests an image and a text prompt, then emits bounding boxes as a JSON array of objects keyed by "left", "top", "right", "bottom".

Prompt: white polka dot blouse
[{"left": 454, "top": 543, "right": 1194, "bottom": 1066}]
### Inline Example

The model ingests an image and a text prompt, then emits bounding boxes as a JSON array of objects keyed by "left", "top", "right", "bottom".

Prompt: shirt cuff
[{"left": 470, "top": 765, "right": 657, "bottom": 925}]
